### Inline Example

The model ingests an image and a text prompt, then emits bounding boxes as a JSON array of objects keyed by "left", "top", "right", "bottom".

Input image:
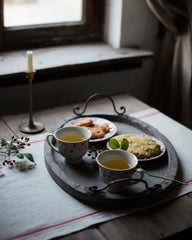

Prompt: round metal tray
[{"left": 44, "top": 113, "right": 178, "bottom": 208}]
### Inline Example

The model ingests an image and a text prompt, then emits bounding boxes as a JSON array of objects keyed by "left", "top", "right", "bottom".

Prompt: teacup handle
[
  {"left": 134, "top": 168, "right": 144, "bottom": 179},
  {"left": 46, "top": 133, "right": 59, "bottom": 153}
]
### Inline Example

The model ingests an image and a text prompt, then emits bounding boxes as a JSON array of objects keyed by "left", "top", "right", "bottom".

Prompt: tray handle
[
  {"left": 73, "top": 93, "right": 126, "bottom": 116},
  {"left": 88, "top": 178, "right": 161, "bottom": 193}
]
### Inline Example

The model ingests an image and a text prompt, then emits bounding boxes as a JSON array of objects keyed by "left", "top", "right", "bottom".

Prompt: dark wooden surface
[{"left": 1, "top": 93, "right": 192, "bottom": 240}]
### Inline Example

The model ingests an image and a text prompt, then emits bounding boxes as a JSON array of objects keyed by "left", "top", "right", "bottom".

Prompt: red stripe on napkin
[
  {"left": 185, "top": 179, "right": 192, "bottom": 184},
  {"left": 29, "top": 139, "right": 45, "bottom": 144},
  {"left": 5, "top": 209, "right": 105, "bottom": 240},
  {"left": 0, "top": 139, "right": 45, "bottom": 150},
  {"left": 136, "top": 110, "right": 160, "bottom": 120}
]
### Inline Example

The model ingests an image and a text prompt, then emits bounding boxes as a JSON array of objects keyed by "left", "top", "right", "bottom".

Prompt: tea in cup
[
  {"left": 96, "top": 149, "right": 143, "bottom": 192},
  {"left": 46, "top": 126, "right": 92, "bottom": 164}
]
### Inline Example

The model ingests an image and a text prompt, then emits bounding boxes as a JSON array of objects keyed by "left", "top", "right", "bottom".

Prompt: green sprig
[
  {"left": 0, "top": 136, "right": 34, "bottom": 163},
  {"left": 109, "top": 138, "right": 129, "bottom": 151},
  {"left": 139, "top": 166, "right": 187, "bottom": 185}
]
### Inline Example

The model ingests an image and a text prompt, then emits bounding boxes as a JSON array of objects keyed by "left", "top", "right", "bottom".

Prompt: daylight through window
[{"left": 4, "top": 0, "right": 83, "bottom": 27}]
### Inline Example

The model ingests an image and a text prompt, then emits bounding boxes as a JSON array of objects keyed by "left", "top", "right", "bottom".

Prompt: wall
[{"left": 120, "top": 0, "right": 161, "bottom": 102}]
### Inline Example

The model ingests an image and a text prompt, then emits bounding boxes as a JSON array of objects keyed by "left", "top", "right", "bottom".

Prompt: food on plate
[
  {"left": 111, "top": 134, "right": 161, "bottom": 159},
  {"left": 76, "top": 118, "right": 94, "bottom": 127},
  {"left": 76, "top": 118, "right": 110, "bottom": 139}
]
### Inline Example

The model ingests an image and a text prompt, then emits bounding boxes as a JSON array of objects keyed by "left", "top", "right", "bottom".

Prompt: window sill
[{"left": 0, "top": 42, "right": 154, "bottom": 87}]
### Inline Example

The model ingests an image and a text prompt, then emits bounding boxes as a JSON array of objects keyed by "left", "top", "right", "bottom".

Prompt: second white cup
[{"left": 96, "top": 149, "right": 143, "bottom": 192}]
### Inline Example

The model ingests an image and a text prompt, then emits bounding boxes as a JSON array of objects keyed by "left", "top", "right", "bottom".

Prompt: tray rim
[{"left": 44, "top": 113, "right": 178, "bottom": 207}]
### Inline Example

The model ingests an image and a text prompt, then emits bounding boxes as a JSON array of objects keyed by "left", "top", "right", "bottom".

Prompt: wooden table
[{"left": 1, "top": 93, "right": 192, "bottom": 240}]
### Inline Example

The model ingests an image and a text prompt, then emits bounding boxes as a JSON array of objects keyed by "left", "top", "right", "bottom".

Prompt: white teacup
[
  {"left": 46, "top": 126, "right": 92, "bottom": 164},
  {"left": 96, "top": 149, "right": 143, "bottom": 192}
]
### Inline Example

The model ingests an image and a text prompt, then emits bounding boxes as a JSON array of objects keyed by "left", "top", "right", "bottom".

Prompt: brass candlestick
[{"left": 19, "top": 71, "right": 44, "bottom": 133}]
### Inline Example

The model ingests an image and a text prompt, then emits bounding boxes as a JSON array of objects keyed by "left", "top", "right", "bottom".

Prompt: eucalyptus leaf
[
  {"left": 24, "top": 153, "right": 35, "bottom": 162},
  {"left": 16, "top": 153, "right": 24, "bottom": 159},
  {"left": 120, "top": 139, "right": 129, "bottom": 151},
  {"left": 108, "top": 138, "right": 120, "bottom": 149}
]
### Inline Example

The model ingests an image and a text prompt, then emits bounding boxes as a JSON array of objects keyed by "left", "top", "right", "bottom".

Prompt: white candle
[{"left": 27, "top": 51, "right": 34, "bottom": 72}]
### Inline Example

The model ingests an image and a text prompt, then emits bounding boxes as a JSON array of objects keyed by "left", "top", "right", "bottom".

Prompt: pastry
[
  {"left": 112, "top": 134, "right": 161, "bottom": 159},
  {"left": 76, "top": 118, "right": 110, "bottom": 139}
]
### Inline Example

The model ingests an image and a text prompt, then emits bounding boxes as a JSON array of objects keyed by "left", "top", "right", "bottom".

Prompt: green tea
[
  {"left": 60, "top": 136, "right": 85, "bottom": 142},
  {"left": 102, "top": 160, "right": 130, "bottom": 170}
]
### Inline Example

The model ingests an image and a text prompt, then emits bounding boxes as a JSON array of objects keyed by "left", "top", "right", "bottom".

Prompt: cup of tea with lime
[{"left": 46, "top": 126, "right": 92, "bottom": 164}]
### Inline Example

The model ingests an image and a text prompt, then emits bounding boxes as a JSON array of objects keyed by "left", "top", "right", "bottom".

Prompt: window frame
[{"left": 0, "top": 0, "right": 104, "bottom": 51}]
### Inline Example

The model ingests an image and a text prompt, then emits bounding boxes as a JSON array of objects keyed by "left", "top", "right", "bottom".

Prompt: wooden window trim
[
  {"left": 0, "top": 43, "right": 154, "bottom": 87},
  {"left": 0, "top": 0, "right": 104, "bottom": 51}
]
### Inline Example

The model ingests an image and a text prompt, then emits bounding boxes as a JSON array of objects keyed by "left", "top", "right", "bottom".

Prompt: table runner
[{"left": 0, "top": 108, "right": 192, "bottom": 240}]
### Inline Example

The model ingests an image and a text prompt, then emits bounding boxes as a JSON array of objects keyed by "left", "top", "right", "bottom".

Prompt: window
[
  {"left": 4, "top": 0, "right": 83, "bottom": 27},
  {"left": 0, "top": 0, "right": 104, "bottom": 51}
]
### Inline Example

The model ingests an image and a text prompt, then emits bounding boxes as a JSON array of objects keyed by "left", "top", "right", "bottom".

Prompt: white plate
[
  {"left": 107, "top": 133, "right": 166, "bottom": 161},
  {"left": 64, "top": 117, "right": 117, "bottom": 142}
]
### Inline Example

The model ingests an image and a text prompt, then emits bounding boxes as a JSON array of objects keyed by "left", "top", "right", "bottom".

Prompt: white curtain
[{"left": 146, "top": 0, "right": 192, "bottom": 129}]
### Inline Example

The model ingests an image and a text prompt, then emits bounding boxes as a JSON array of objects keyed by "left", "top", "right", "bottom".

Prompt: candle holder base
[{"left": 19, "top": 121, "right": 44, "bottom": 134}]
